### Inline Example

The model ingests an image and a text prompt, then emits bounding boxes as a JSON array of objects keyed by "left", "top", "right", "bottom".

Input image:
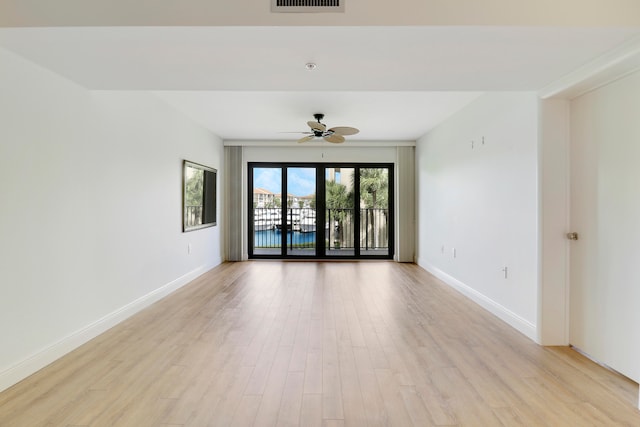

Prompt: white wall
[
  {"left": 416, "top": 93, "right": 539, "bottom": 340},
  {"left": 0, "top": 48, "right": 224, "bottom": 391},
  {"left": 538, "top": 99, "right": 570, "bottom": 345},
  {"left": 241, "top": 142, "right": 400, "bottom": 164},
  {"left": 569, "top": 70, "right": 640, "bottom": 383},
  {"left": 238, "top": 143, "right": 404, "bottom": 260}
]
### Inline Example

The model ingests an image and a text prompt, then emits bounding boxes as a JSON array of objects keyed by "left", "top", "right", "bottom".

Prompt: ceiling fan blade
[
  {"left": 307, "top": 121, "right": 326, "bottom": 133},
  {"left": 297, "top": 135, "right": 315, "bottom": 143},
  {"left": 328, "top": 126, "right": 359, "bottom": 136},
  {"left": 324, "top": 134, "right": 345, "bottom": 144}
]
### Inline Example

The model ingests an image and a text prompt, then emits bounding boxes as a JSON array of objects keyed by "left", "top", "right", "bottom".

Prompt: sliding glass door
[
  {"left": 359, "top": 167, "right": 390, "bottom": 256},
  {"left": 325, "top": 167, "right": 356, "bottom": 256},
  {"left": 285, "top": 167, "right": 317, "bottom": 256},
  {"left": 250, "top": 166, "right": 283, "bottom": 256},
  {"left": 249, "top": 163, "right": 393, "bottom": 259}
]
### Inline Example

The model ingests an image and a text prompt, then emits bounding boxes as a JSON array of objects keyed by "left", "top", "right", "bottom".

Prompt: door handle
[{"left": 567, "top": 232, "right": 579, "bottom": 241}]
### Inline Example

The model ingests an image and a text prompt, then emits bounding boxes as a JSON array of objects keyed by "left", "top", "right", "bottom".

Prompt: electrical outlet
[
  {"left": 188, "top": 243, "right": 191, "bottom": 254},
  {"left": 452, "top": 248, "right": 456, "bottom": 258},
  {"left": 441, "top": 245, "right": 445, "bottom": 254}
]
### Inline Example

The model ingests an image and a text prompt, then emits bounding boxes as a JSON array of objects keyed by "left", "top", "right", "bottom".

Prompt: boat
[
  {"left": 275, "top": 209, "right": 301, "bottom": 231},
  {"left": 300, "top": 211, "right": 316, "bottom": 233},
  {"left": 300, "top": 218, "right": 316, "bottom": 233},
  {"left": 253, "top": 211, "right": 275, "bottom": 231},
  {"left": 254, "top": 219, "right": 274, "bottom": 231}
]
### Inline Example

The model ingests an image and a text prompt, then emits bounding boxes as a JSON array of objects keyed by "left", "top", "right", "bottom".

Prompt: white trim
[
  {"left": 419, "top": 260, "right": 538, "bottom": 342},
  {"left": 536, "top": 99, "right": 571, "bottom": 346},
  {"left": 563, "top": 101, "right": 572, "bottom": 346},
  {"left": 0, "top": 263, "right": 217, "bottom": 393},
  {"left": 539, "top": 34, "right": 640, "bottom": 100},
  {"left": 536, "top": 106, "right": 544, "bottom": 344},
  {"left": 224, "top": 139, "right": 416, "bottom": 147}
]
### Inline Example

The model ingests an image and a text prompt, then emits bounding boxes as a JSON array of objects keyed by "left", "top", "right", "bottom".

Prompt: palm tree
[
  {"left": 325, "top": 180, "right": 353, "bottom": 248},
  {"left": 358, "top": 168, "right": 389, "bottom": 249}
]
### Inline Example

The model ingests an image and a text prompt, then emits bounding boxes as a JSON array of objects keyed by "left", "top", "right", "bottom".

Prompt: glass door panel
[
  {"left": 286, "top": 167, "right": 316, "bottom": 256},
  {"left": 251, "top": 167, "right": 282, "bottom": 256},
  {"left": 249, "top": 163, "right": 393, "bottom": 259},
  {"left": 359, "top": 167, "right": 390, "bottom": 256},
  {"left": 325, "top": 167, "right": 356, "bottom": 256}
]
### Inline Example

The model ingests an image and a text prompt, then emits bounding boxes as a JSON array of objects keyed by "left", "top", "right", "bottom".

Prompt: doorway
[{"left": 248, "top": 163, "right": 394, "bottom": 259}]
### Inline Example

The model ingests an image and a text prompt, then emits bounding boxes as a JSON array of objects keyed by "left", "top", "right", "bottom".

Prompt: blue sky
[{"left": 254, "top": 167, "right": 315, "bottom": 196}]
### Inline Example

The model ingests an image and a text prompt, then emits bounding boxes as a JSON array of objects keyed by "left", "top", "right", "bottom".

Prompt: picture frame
[{"left": 183, "top": 160, "right": 217, "bottom": 232}]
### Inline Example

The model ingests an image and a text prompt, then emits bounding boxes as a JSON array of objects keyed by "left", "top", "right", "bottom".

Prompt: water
[{"left": 254, "top": 229, "right": 315, "bottom": 248}]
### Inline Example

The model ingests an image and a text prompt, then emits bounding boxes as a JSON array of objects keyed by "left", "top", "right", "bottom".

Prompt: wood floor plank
[
  {"left": 303, "top": 351, "right": 323, "bottom": 395},
  {"left": 276, "top": 372, "right": 305, "bottom": 427},
  {"left": 299, "top": 394, "right": 322, "bottom": 427},
  {"left": 400, "top": 385, "right": 435, "bottom": 426},
  {"left": 253, "top": 345, "right": 294, "bottom": 426},
  {"left": 429, "top": 366, "right": 504, "bottom": 426},
  {"left": 321, "top": 325, "right": 344, "bottom": 421},
  {"left": 414, "top": 383, "right": 457, "bottom": 426},
  {"left": 1, "top": 261, "right": 639, "bottom": 427},
  {"left": 229, "top": 395, "right": 261, "bottom": 427},
  {"left": 206, "top": 366, "right": 254, "bottom": 427},
  {"left": 351, "top": 347, "right": 387, "bottom": 426},
  {"left": 374, "top": 368, "right": 415, "bottom": 426},
  {"left": 336, "top": 342, "right": 367, "bottom": 427}
]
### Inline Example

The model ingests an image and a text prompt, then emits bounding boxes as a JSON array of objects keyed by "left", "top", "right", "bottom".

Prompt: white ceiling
[{"left": 1, "top": 26, "right": 639, "bottom": 141}]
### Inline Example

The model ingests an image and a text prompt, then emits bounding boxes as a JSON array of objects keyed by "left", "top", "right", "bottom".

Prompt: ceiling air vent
[{"left": 271, "top": 0, "right": 344, "bottom": 13}]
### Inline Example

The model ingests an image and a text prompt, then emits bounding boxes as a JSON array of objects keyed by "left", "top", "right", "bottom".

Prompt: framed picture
[{"left": 183, "top": 160, "right": 217, "bottom": 232}]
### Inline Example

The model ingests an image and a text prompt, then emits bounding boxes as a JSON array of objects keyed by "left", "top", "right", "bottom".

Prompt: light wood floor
[{"left": 1, "top": 262, "right": 639, "bottom": 426}]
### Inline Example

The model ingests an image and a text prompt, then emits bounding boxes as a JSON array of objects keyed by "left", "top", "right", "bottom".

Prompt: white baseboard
[
  {"left": 418, "top": 260, "right": 538, "bottom": 342},
  {"left": 0, "top": 263, "right": 218, "bottom": 393}
]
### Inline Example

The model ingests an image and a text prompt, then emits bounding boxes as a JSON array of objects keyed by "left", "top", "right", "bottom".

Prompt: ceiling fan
[{"left": 297, "top": 113, "right": 359, "bottom": 144}]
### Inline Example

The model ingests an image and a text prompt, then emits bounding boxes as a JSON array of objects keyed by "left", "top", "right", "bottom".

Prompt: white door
[{"left": 569, "top": 78, "right": 640, "bottom": 384}]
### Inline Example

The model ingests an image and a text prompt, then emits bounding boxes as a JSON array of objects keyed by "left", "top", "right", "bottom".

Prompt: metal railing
[
  {"left": 360, "top": 208, "right": 389, "bottom": 250},
  {"left": 326, "top": 208, "right": 354, "bottom": 250},
  {"left": 253, "top": 207, "right": 388, "bottom": 251}
]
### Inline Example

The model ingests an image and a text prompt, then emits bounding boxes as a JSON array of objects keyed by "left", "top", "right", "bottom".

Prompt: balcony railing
[
  {"left": 359, "top": 208, "right": 389, "bottom": 250},
  {"left": 252, "top": 207, "right": 388, "bottom": 251}
]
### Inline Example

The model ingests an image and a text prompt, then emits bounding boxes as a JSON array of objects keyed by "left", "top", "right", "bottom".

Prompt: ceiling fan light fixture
[{"left": 295, "top": 113, "right": 359, "bottom": 144}]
